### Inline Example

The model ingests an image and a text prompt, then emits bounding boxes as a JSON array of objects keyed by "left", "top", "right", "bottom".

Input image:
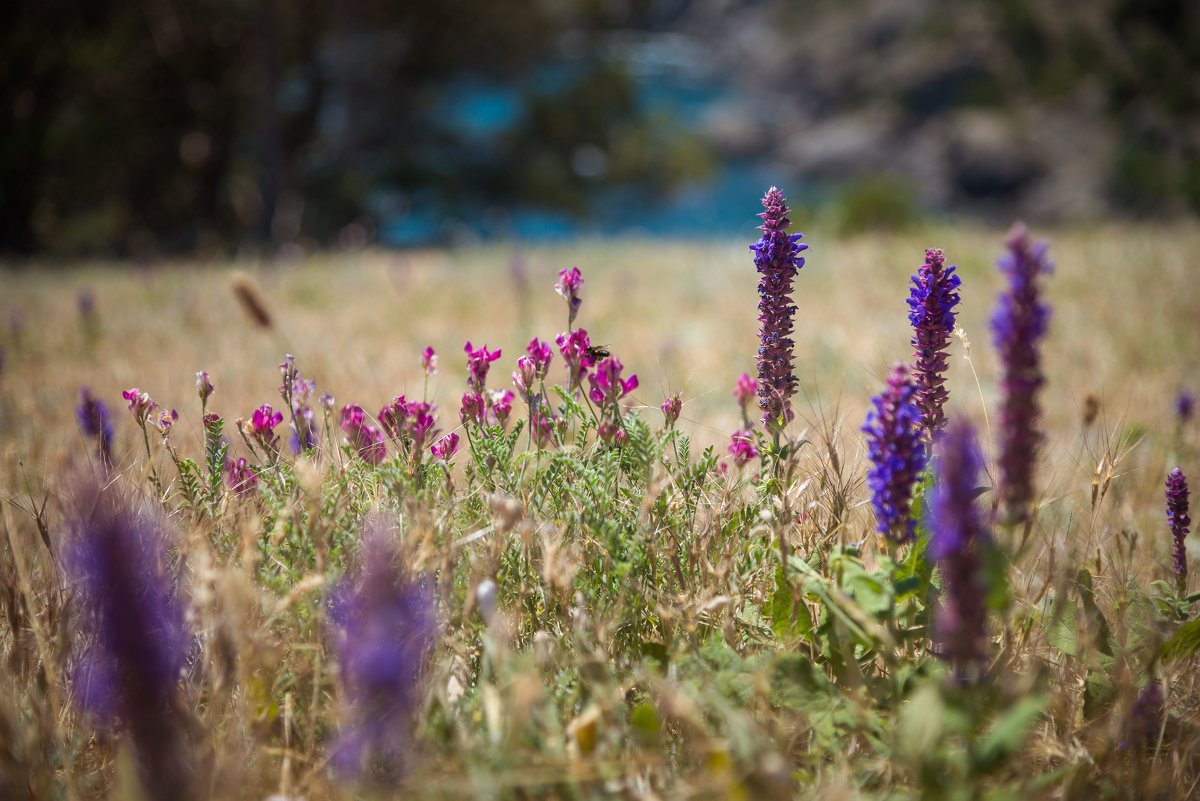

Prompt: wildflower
[
  {"left": 1123, "top": 682, "right": 1164, "bottom": 751},
  {"left": 77, "top": 388, "right": 114, "bottom": 464},
  {"left": 420, "top": 346, "right": 438, "bottom": 376},
  {"left": 598, "top": 422, "right": 627, "bottom": 445},
  {"left": 329, "top": 518, "right": 436, "bottom": 781},
  {"left": 488, "top": 389, "right": 514, "bottom": 426},
  {"left": 320, "top": 392, "right": 336, "bottom": 411},
  {"left": 195, "top": 371, "right": 214, "bottom": 407},
  {"left": 513, "top": 356, "right": 538, "bottom": 403},
  {"left": 341, "top": 404, "right": 387, "bottom": 465},
  {"left": 379, "top": 395, "right": 409, "bottom": 443},
  {"left": 555, "top": 267, "right": 584, "bottom": 328},
  {"left": 225, "top": 457, "right": 258, "bottom": 496},
  {"left": 588, "top": 356, "right": 639, "bottom": 407},
  {"left": 289, "top": 377, "right": 319, "bottom": 454},
  {"left": 65, "top": 476, "right": 192, "bottom": 799},
  {"left": 662, "top": 394, "right": 682, "bottom": 429},
  {"left": 249, "top": 404, "right": 284, "bottom": 452},
  {"left": 928, "top": 419, "right": 991, "bottom": 680},
  {"left": 733, "top": 373, "right": 757, "bottom": 411},
  {"left": 154, "top": 408, "right": 179, "bottom": 440},
  {"left": 862, "top": 364, "right": 927, "bottom": 543},
  {"left": 531, "top": 408, "right": 557, "bottom": 448},
  {"left": 1178, "top": 390, "right": 1195, "bottom": 424},
  {"left": 430, "top": 432, "right": 460, "bottom": 462},
  {"left": 527, "top": 337, "right": 554, "bottom": 377},
  {"left": 907, "top": 248, "right": 961, "bottom": 438},
  {"left": 464, "top": 342, "right": 501, "bottom": 392},
  {"left": 404, "top": 403, "right": 438, "bottom": 452},
  {"left": 459, "top": 392, "right": 486, "bottom": 427},
  {"left": 991, "top": 223, "right": 1052, "bottom": 523},
  {"left": 122, "top": 388, "right": 158, "bottom": 423},
  {"left": 556, "top": 328, "right": 594, "bottom": 392},
  {"left": 750, "top": 186, "right": 807, "bottom": 432},
  {"left": 1167, "top": 467, "right": 1191, "bottom": 589},
  {"left": 728, "top": 430, "right": 758, "bottom": 466}
]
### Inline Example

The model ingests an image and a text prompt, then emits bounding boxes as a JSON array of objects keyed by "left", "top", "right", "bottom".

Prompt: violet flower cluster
[
  {"left": 65, "top": 477, "right": 192, "bottom": 798},
  {"left": 862, "top": 364, "right": 928, "bottom": 543},
  {"left": 750, "top": 186, "right": 806, "bottom": 432},
  {"left": 225, "top": 456, "right": 258, "bottom": 496},
  {"left": 991, "top": 224, "right": 1053, "bottom": 523},
  {"left": 76, "top": 387, "right": 114, "bottom": 465},
  {"left": 928, "top": 419, "right": 992, "bottom": 680},
  {"left": 1167, "top": 467, "right": 1191, "bottom": 588},
  {"left": 907, "top": 248, "right": 961, "bottom": 438},
  {"left": 329, "top": 518, "right": 437, "bottom": 782}
]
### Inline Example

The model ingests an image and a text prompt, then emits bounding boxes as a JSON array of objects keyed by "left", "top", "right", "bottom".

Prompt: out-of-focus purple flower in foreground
[
  {"left": 928, "top": 418, "right": 991, "bottom": 681},
  {"left": 1167, "top": 467, "right": 1191, "bottom": 590},
  {"left": 728, "top": 429, "right": 758, "bottom": 467},
  {"left": 122, "top": 388, "right": 158, "bottom": 423},
  {"left": 588, "top": 356, "right": 638, "bottom": 407},
  {"left": 65, "top": 475, "right": 192, "bottom": 799},
  {"left": 420, "top": 346, "right": 438, "bottom": 377},
  {"left": 991, "top": 223, "right": 1053, "bottom": 524},
  {"left": 76, "top": 387, "right": 114, "bottom": 464},
  {"left": 329, "top": 517, "right": 436, "bottom": 784},
  {"left": 1178, "top": 390, "right": 1195, "bottom": 425},
  {"left": 750, "top": 186, "right": 806, "bottom": 433},
  {"left": 661, "top": 394, "right": 682, "bottom": 429},
  {"left": 430, "top": 432, "right": 460, "bottom": 463},
  {"left": 555, "top": 266, "right": 584, "bottom": 329},
  {"left": 907, "top": 247, "right": 961, "bottom": 439},
  {"left": 862, "top": 364, "right": 928, "bottom": 543},
  {"left": 341, "top": 404, "right": 387, "bottom": 465},
  {"left": 1122, "top": 681, "right": 1165, "bottom": 751},
  {"left": 464, "top": 341, "right": 501, "bottom": 392}
]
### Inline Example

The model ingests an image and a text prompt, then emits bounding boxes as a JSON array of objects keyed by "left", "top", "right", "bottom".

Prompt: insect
[{"left": 585, "top": 344, "right": 611, "bottom": 360}]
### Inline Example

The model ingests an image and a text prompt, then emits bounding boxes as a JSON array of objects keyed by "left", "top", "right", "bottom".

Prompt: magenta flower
[
  {"left": 195, "top": 371, "right": 214, "bottom": 407},
  {"left": 1167, "top": 467, "right": 1191, "bottom": 589},
  {"left": 154, "top": 408, "right": 179, "bottom": 440},
  {"left": 555, "top": 266, "right": 584, "bottom": 328},
  {"left": 556, "top": 328, "right": 595, "bottom": 392},
  {"left": 662, "top": 394, "right": 682, "bottom": 429},
  {"left": 733, "top": 373, "right": 757, "bottom": 409},
  {"left": 420, "top": 346, "right": 438, "bottom": 377},
  {"left": 991, "top": 223, "right": 1052, "bottom": 523},
  {"left": 526, "top": 337, "right": 554, "bottom": 378},
  {"left": 379, "top": 395, "right": 409, "bottom": 443},
  {"left": 340, "top": 404, "right": 387, "bottom": 465},
  {"left": 488, "top": 389, "right": 514, "bottom": 426},
  {"left": 728, "top": 430, "right": 758, "bottom": 466},
  {"left": 464, "top": 341, "right": 502, "bottom": 391},
  {"left": 122, "top": 388, "right": 158, "bottom": 423},
  {"left": 513, "top": 356, "right": 538, "bottom": 403},
  {"left": 404, "top": 402, "right": 438, "bottom": 453},
  {"left": 907, "top": 248, "right": 961, "bottom": 438},
  {"left": 430, "top": 432, "right": 460, "bottom": 462},
  {"left": 531, "top": 409, "right": 558, "bottom": 448},
  {"left": 862, "top": 364, "right": 928, "bottom": 543},
  {"left": 598, "top": 422, "right": 627, "bottom": 445},
  {"left": 459, "top": 392, "right": 486, "bottom": 426},
  {"left": 249, "top": 404, "right": 284, "bottom": 452},
  {"left": 750, "top": 187, "right": 807, "bottom": 432},
  {"left": 225, "top": 457, "right": 258, "bottom": 496},
  {"left": 588, "top": 356, "right": 639, "bottom": 407}
]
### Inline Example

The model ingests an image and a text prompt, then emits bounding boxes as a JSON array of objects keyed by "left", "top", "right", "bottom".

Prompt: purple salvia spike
[
  {"left": 907, "top": 248, "right": 961, "bottom": 438},
  {"left": 1167, "top": 467, "right": 1191, "bottom": 590},
  {"left": 990, "top": 223, "right": 1053, "bottom": 524},
  {"left": 750, "top": 187, "right": 806, "bottom": 433},
  {"left": 862, "top": 364, "right": 928, "bottom": 543}
]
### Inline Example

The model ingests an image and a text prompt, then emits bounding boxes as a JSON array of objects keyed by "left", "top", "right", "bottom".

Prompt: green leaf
[
  {"left": 1162, "top": 619, "right": 1200, "bottom": 662},
  {"left": 974, "top": 695, "right": 1045, "bottom": 771},
  {"left": 769, "top": 564, "right": 813, "bottom": 642}
]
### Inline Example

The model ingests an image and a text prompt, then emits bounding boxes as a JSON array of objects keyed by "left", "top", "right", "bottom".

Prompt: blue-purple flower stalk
[
  {"left": 1167, "top": 467, "right": 1191, "bottom": 591},
  {"left": 928, "top": 419, "right": 992, "bottom": 681},
  {"left": 991, "top": 224, "right": 1053, "bottom": 524},
  {"left": 76, "top": 387, "right": 114, "bottom": 465},
  {"left": 65, "top": 476, "right": 192, "bottom": 799},
  {"left": 750, "top": 187, "right": 806, "bottom": 434},
  {"left": 862, "top": 364, "right": 928, "bottom": 543},
  {"left": 329, "top": 517, "right": 437, "bottom": 783},
  {"left": 907, "top": 248, "right": 961, "bottom": 439}
]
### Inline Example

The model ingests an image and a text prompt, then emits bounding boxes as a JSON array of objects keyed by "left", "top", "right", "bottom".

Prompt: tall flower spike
[
  {"left": 928, "top": 419, "right": 992, "bottom": 681},
  {"left": 1167, "top": 467, "right": 1191, "bottom": 590},
  {"left": 329, "top": 517, "right": 436, "bottom": 783},
  {"left": 991, "top": 223, "right": 1052, "bottom": 524},
  {"left": 65, "top": 476, "right": 192, "bottom": 800},
  {"left": 907, "top": 248, "right": 961, "bottom": 438},
  {"left": 750, "top": 187, "right": 806, "bottom": 432},
  {"left": 862, "top": 364, "right": 928, "bottom": 543}
]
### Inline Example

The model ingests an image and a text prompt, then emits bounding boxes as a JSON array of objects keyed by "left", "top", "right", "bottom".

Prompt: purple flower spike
[
  {"left": 588, "top": 356, "right": 638, "bottom": 407},
  {"left": 249, "top": 404, "right": 284, "bottom": 452},
  {"left": 750, "top": 187, "right": 806, "bottom": 432},
  {"left": 907, "top": 248, "right": 961, "bottom": 438},
  {"left": 459, "top": 392, "right": 486, "bottom": 427},
  {"left": 77, "top": 388, "right": 115, "bottom": 464},
  {"left": 420, "top": 346, "right": 438, "bottom": 377},
  {"left": 728, "top": 430, "right": 758, "bottom": 467},
  {"left": 928, "top": 418, "right": 991, "bottom": 681},
  {"left": 556, "top": 328, "right": 594, "bottom": 392},
  {"left": 1167, "top": 467, "right": 1191, "bottom": 588},
  {"left": 65, "top": 476, "right": 192, "bottom": 797},
  {"left": 555, "top": 267, "right": 584, "bottom": 328},
  {"left": 330, "top": 517, "right": 436, "bottom": 782},
  {"left": 661, "top": 394, "right": 682, "bottom": 429},
  {"left": 122, "top": 388, "right": 158, "bottom": 423},
  {"left": 862, "top": 364, "right": 928, "bottom": 543},
  {"left": 991, "top": 223, "right": 1053, "bottom": 524},
  {"left": 430, "top": 432, "right": 460, "bottom": 462},
  {"left": 341, "top": 404, "right": 387, "bottom": 465},
  {"left": 464, "top": 341, "right": 502, "bottom": 392},
  {"left": 1177, "top": 391, "right": 1195, "bottom": 424}
]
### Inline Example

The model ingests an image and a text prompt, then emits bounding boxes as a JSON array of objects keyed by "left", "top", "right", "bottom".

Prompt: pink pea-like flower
[
  {"left": 489, "top": 389, "right": 514, "bottom": 426},
  {"left": 556, "top": 328, "right": 594, "bottom": 392},
  {"left": 378, "top": 395, "right": 408, "bottom": 442},
  {"left": 733, "top": 373, "right": 757, "bottom": 410},
  {"left": 531, "top": 409, "right": 558, "bottom": 448},
  {"left": 464, "top": 342, "right": 502, "bottom": 391},
  {"left": 249, "top": 404, "right": 284, "bottom": 451},
  {"left": 598, "top": 422, "right": 626, "bottom": 445},
  {"left": 122, "top": 388, "right": 158, "bottom": 422},
  {"left": 226, "top": 457, "right": 258, "bottom": 496},
  {"left": 430, "top": 432, "right": 460, "bottom": 462},
  {"left": 588, "top": 356, "right": 638, "bottom": 407},
  {"left": 728, "top": 430, "right": 758, "bottom": 466},
  {"left": 154, "top": 408, "right": 179, "bottom": 439},
  {"left": 662, "top": 394, "right": 682, "bottom": 428},
  {"left": 526, "top": 338, "right": 554, "bottom": 378},
  {"left": 420, "top": 346, "right": 438, "bottom": 376},
  {"left": 555, "top": 267, "right": 584, "bottom": 328},
  {"left": 459, "top": 392, "right": 486, "bottom": 427},
  {"left": 513, "top": 356, "right": 538, "bottom": 403},
  {"left": 340, "top": 404, "right": 387, "bottom": 465},
  {"left": 196, "top": 371, "right": 214, "bottom": 405}
]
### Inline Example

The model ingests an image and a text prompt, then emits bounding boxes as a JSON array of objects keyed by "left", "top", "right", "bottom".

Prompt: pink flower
[
  {"left": 661, "top": 394, "right": 682, "bottom": 428},
  {"left": 513, "top": 356, "right": 538, "bottom": 403},
  {"left": 378, "top": 395, "right": 408, "bottom": 442},
  {"left": 196, "top": 371, "right": 214, "bottom": 405},
  {"left": 459, "top": 392, "right": 487, "bottom": 426},
  {"left": 556, "top": 328, "right": 594, "bottom": 392},
  {"left": 154, "top": 408, "right": 179, "bottom": 439},
  {"left": 728, "top": 430, "right": 758, "bottom": 466},
  {"left": 430, "top": 432, "right": 460, "bottom": 462},
  {"left": 403, "top": 402, "right": 438, "bottom": 452},
  {"left": 588, "top": 356, "right": 639, "bottom": 407},
  {"left": 531, "top": 409, "right": 558, "bottom": 448},
  {"left": 488, "top": 389, "right": 514, "bottom": 426},
  {"left": 464, "top": 341, "right": 502, "bottom": 391},
  {"left": 598, "top": 422, "right": 627, "bottom": 445},
  {"left": 226, "top": 457, "right": 258, "bottom": 496},
  {"left": 420, "top": 346, "right": 438, "bottom": 376},
  {"left": 250, "top": 404, "right": 284, "bottom": 451},
  {"left": 526, "top": 337, "right": 553, "bottom": 378},
  {"left": 733, "top": 373, "right": 757, "bottom": 410},
  {"left": 555, "top": 267, "right": 584, "bottom": 327},
  {"left": 122, "top": 388, "right": 158, "bottom": 422},
  {"left": 340, "top": 404, "right": 387, "bottom": 465}
]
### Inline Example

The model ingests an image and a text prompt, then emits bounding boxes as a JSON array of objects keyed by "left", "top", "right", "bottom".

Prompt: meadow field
[{"left": 1, "top": 219, "right": 1199, "bottom": 799}]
